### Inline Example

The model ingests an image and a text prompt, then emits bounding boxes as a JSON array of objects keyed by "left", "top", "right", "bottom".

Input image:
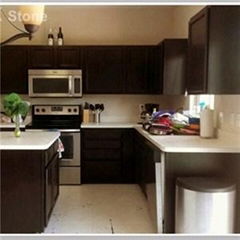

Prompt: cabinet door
[
  {"left": 187, "top": 8, "right": 208, "bottom": 94},
  {"left": 149, "top": 46, "right": 162, "bottom": 94},
  {"left": 134, "top": 133, "right": 148, "bottom": 196},
  {"left": 29, "top": 47, "right": 55, "bottom": 69},
  {"left": 162, "top": 39, "right": 188, "bottom": 95},
  {"left": 45, "top": 154, "right": 59, "bottom": 225},
  {"left": 45, "top": 163, "right": 52, "bottom": 224},
  {"left": 56, "top": 47, "right": 80, "bottom": 69},
  {"left": 125, "top": 47, "right": 150, "bottom": 94},
  {"left": 83, "top": 47, "right": 125, "bottom": 93},
  {"left": 208, "top": 6, "right": 240, "bottom": 94},
  {"left": 1, "top": 46, "right": 28, "bottom": 94}
]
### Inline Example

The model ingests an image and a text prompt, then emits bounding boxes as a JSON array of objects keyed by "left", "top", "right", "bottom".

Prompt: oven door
[
  {"left": 59, "top": 130, "right": 80, "bottom": 166},
  {"left": 29, "top": 75, "right": 72, "bottom": 97},
  {"left": 59, "top": 130, "right": 81, "bottom": 185}
]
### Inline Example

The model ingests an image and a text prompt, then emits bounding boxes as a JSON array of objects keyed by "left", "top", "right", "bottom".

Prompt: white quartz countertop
[
  {"left": 81, "top": 122, "right": 240, "bottom": 153},
  {"left": 135, "top": 126, "right": 240, "bottom": 153},
  {"left": 81, "top": 122, "right": 138, "bottom": 128},
  {"left": 0, "top": 131, "right": 60, "bottom": 150}
]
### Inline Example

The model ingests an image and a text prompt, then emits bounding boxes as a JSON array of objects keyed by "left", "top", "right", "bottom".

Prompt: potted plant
[{"left": 3, "top": 93, "right": 30, "bottom": 137}]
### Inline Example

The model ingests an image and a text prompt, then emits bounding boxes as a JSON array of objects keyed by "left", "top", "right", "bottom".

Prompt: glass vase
[{"left": 13, "top": 114, "right": 22, "bottom": 137}]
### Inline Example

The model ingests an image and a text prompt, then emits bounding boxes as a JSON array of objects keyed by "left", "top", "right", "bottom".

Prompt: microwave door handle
[{"left": 69, "top": 76, "right": 73, "bottom": 96}]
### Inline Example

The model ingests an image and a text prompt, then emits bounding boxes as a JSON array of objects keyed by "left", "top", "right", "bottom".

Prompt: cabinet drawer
[
  {"left": 83, "top": 129, "right": 123, "bottom": 140},
  {"left": 82, "top": 161, "right": 122, "bottom": 183},
  {"left": 83, "top": 149, "right": 121, "bottom": 161},
  {"left": 83, "top": 139, "right": 121, "bottom": 149},
  {"left": 45, "top": 140, "right": 58, "bottom": 166}
]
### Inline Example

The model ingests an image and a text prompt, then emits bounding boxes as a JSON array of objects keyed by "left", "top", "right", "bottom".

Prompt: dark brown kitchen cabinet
[
  {"left": 83, "top": 46, "right": 125, "bottom": 93},
  {"left": 125, "top": 46, "right": 151, "bottom": 94},
  {"left": 134, "top": 130, "right": 160, "bottom": 197},
  {"left": 1, "top": 46, "right": 28, "bottom": 94},
  {"left": 29, "top": 46, "right": 55, "bottom": 69},
  {"left": 45, "top": 152, "right": 59, "bottom": 225},
  {"left": 1, "top": 140, "right": 59, "bottom": 233},
  {"left": 187, "top": 6, "right": 240, "bottom": 94},
  {"left": 81, "top": 128, "right": 134, "bottom": 183},
  {"left": 160, "top": 39, "right": 188, "bottom": 95},
  {"left": 56, "top": 47, "right": 81, "bottom": 68}
]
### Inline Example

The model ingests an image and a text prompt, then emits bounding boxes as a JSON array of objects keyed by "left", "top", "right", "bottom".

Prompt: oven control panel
[{"left": 34, "top": 105, "right": 80, "bottom": 115}]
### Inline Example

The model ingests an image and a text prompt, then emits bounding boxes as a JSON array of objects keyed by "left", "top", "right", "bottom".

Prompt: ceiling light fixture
[{"left": 0, "top": 5, "right": 45, "bottom": 46}]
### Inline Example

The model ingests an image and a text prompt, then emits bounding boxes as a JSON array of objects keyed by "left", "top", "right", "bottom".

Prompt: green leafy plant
[
  {"left": 3, "top": 93, "right": 29, "bottom": 119},
  {"left": 3, "top": 93, "right": 30, "bottom": 137}
]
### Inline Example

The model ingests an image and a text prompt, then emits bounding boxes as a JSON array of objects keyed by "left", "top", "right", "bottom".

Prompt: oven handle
[
  {"left": 26, "top": 129, "right": 81, "bottom": 133},
  {"left": 59, "top": 129, "right": 81, "bottom": 133}
]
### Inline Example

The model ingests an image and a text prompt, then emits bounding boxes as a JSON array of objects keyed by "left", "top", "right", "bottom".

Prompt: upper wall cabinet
[
  {"left": 125, "top": 47, "right": 150, "bottom": 94},
  {"left": 83, "top": 46, "right": 125, "bottom": 93},
  {"left": 1, "top": 46, "right": 28, "bottom": 94},
  {"left": 160, "top": 39, "right": 188, "bottom": 95},
  {"left": 125, "top": 46, "right": 161, "bottom": 94},
  {"left": 29, "top": 46, "right": 81, "bottom": 69},
  {"left": 56, "top": 47, "right": 80, "bottom": 69},
  {"left": 29, "top": 46, "right": 55, "bottom": 69},
  {"left": 187, "top": 6, "right": 240, "bottom": 94}
]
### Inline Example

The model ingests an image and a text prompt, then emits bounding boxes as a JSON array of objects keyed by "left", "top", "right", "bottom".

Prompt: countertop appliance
[
  {"left": 28, "top": 69, "right": 82, "bottom": 98},
  {"left": 27, "top": 105, "right": 82, "bottom": 185}
]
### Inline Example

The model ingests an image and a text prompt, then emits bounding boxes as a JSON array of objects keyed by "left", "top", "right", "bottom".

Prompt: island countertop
[{"left": 0, "top": 131, "right": 60, "bottom": 150}]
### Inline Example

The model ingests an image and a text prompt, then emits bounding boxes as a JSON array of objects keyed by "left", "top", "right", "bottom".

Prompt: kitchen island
[{"left": 0, "top": 131, "right": 60, "bottom": 233}]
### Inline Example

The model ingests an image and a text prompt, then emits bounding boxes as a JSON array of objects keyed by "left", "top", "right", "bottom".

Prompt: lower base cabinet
[
  {"left": 0, "top": 141, "right": 59, "bottom": 233},
  {"left": 81, "top": 129, "right": 134, "bottom": 183},
  {"left": 45, "top": 153, "right": 59, "bottom": 225}
]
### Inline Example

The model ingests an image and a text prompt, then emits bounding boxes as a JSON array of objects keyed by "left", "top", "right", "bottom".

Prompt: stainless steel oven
[
  {"left": 28, "top": 69, "right": 82, "bottom": 97},
  {"left": 27, "top": 105, "right": 82, "bottom": 185},
  {"left": 59, "top": 130, "right": 81, "bottom": 185}
]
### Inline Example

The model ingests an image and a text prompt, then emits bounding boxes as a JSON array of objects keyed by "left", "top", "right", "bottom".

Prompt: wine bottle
[
  {"left": 48, "top": 28, "right": 54, "bottom": 46},
  {"left": 57, "top": 27, "right": 64, "bottom": 46}
]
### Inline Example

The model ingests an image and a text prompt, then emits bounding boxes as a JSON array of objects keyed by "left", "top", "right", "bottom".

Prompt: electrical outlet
[
  {"left": 235, "top": 113, "right": 240, "bottom": 128},
  {"left": 230, "top": 113, "right": 235, "bottom": 127},
  {"left": 218, "top": 112, "right": 224, "bottom": 129}
]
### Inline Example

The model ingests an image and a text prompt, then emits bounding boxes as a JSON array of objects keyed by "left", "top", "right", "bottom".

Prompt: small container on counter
[
  {"left": 83, "top": 102, "right": 90, "bottom": 124},
  {"left": 200, "top": 106, "right": 215, "bottom": 138}
]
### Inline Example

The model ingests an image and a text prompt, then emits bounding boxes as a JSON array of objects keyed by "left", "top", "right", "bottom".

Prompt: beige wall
[
  {"left": 1, "top": 6, "right": 175, "bottom": 45},
  {"left": 172, "top": 6, "right": 203, "bottom": 38}
]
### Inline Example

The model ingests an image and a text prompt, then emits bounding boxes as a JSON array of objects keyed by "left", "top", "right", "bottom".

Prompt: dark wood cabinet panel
[
  {"left": 161, "top": 39, "right": 188, "bottom": 95},
  {"left": 1, "top": 46, "right": 28, "bottom": 94},
  {"left": 207, "top": 6, "right": 240, "bottom": 94},
  {"left": 187, "top": 8, "right": 208, "bottom": 94},
  {"left": 134, "top": 131, "right": 160, "bottom": 197},
  {"left": 1, "top": 141, "right": 59, "bottom": 233},
  {"left": 56, "top": 47, "right": 80, "bottom": 68},
  {"left": 1, "top": 150, "right": 45, "bottom": 233},
  {"left": 83, "top": 46, "right": 125, "bottom": 93},
  {"left": 81, "top": 128, "right": 134, "bottom": 183},
  {"left": 125, "top": 47, "right": 150, "bottom": 94},
  {"left": 187, "top": 6, "right": 240, "bottom": 94},
  {"left": 29, "top": 47, "right": 55, "bottom": 69},
  {"left": 45, "top": 153, "right": 59, "bottom": 225}
]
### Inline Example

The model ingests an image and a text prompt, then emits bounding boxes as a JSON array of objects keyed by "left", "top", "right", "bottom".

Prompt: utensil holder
[{"left": 94, "top": 112, "right": 101, "bottom": 123}]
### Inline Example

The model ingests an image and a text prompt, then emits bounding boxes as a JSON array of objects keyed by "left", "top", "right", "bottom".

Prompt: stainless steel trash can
[{"left": 175, "top": 177, "right": 236, "bottom": 234}]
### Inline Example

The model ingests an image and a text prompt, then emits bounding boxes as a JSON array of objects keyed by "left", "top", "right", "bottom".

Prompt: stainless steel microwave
[{"left": 28, "top": 69, "right": 82, "bottom": 97}]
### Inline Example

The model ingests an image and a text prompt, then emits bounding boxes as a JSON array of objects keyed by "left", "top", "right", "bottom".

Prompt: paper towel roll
[{"left": 200, "top": 108, "right": 215, "bottom": 138}]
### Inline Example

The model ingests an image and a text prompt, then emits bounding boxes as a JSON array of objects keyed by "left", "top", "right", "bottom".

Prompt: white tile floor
[{"left": 44, "top": 184, "right": 156, "bottom": 234}]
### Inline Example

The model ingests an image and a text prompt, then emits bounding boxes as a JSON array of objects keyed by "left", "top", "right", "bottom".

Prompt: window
[{"left": 189, "top": 95, "right": 215, "bottom": 115}]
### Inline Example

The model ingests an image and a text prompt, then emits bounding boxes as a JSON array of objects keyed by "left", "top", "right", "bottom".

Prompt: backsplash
[
  {"left": 215, "top": 95, "right": 240, "bottom": 135},
  {"left": 1, "top": 94, "right": 187, "bottom": 123}
]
